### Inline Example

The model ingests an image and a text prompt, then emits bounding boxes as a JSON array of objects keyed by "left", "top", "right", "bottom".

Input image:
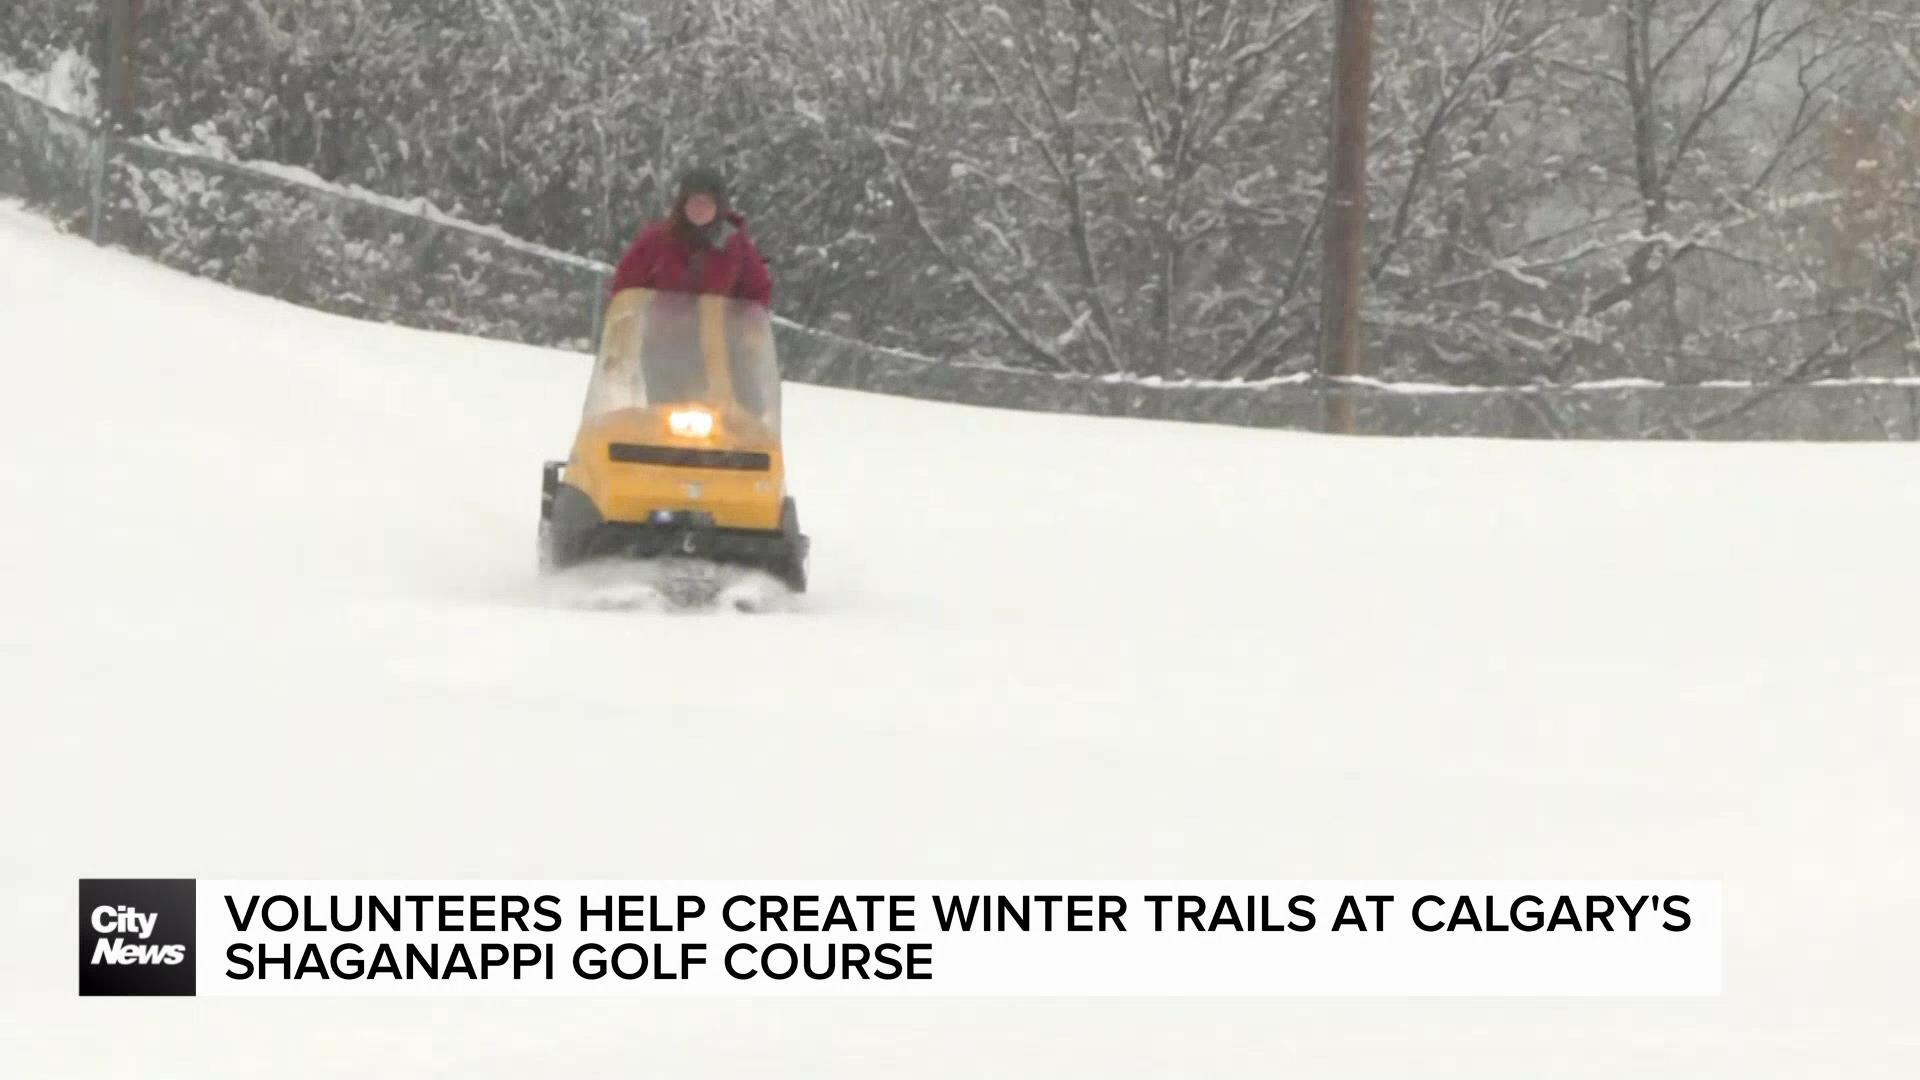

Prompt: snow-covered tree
[
  {"left": 866, "top": 0, "right": 1325, "bottom": 377},
  {"left": 0, "top": 0, "right": 1897, "bottom": 385}
]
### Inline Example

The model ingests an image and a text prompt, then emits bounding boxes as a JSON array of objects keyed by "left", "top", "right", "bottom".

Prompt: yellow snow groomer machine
[{"left": 539, "top": 287, "right": 807, "bottom": 593}]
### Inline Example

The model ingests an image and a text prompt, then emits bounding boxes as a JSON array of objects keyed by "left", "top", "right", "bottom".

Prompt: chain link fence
[
  {"left": 0, "top": 77, "right": 93, "bottom": 222},
  {"left": 6, "top": 79, "right": 1919, "bottom": 440},
  {"left": 3, "top": 82, "right": 606, "bottom": 348}
]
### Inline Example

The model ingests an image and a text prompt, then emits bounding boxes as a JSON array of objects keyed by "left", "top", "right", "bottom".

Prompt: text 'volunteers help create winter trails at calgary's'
[{"left": 0, "top": 201, "right": 1915, "bottom": 1075}]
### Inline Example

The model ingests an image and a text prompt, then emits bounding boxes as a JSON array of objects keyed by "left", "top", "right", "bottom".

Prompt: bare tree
[
  {"left": 873, "top": 0, "right": 1324, "bottom": 378},
  {"left": 1359, "top": 0, "right": 1863, "bottom": 384}
]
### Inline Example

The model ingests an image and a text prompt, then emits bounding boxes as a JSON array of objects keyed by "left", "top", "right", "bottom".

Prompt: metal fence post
[
  {"left": 87, "top": 125, "right": 108, "bottom": 245},
  {"left": 589, "top": 272, "right": 608, "bottom": 354}
]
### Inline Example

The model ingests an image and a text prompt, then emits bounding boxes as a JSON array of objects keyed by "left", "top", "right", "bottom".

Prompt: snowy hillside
[{"left": 0, "top": 201, "right": 1914, "bottom": 1077}]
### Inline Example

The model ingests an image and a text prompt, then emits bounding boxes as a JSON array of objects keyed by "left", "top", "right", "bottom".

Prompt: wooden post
[
  {"left": 1320, "top": 0, "right": 1373, "bottom": 434},
  {"left": 103, "top": 0, "right": 142, "bottom": 134},
  {"left": 91, "top": 1, "right": 141, "bottom": 245}
]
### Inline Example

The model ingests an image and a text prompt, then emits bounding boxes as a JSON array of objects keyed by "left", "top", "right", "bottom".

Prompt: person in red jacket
[{"left": 609, "top": 167, "right": 772, "bottom": 307}]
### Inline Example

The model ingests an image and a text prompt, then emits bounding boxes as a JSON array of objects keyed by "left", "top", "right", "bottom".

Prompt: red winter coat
[{"left": 609, "top": 212, "right": 773, "bottom": 306}]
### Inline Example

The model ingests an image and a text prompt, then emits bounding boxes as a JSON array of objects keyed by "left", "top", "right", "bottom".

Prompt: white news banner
[{"left": 168, "top": 880, "right": 1724, "bottom": 997}]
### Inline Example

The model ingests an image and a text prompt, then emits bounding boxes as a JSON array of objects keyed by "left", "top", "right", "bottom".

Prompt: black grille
[{"left": 609, "top": 443, "right": 771, "bottom": 470}]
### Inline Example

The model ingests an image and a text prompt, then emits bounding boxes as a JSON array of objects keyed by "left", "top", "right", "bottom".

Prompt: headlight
[{"left": 669, "top": 408, "right": 715, "bottom": 438}]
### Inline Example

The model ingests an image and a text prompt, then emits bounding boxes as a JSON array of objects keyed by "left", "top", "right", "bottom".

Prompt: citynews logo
[{"left": 79, "top": 879, "right": 195, "bottom": 996}]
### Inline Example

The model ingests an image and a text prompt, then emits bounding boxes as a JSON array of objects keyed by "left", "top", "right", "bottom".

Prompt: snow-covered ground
[{"left": 0, "top": 201, "right": 1914, "bottom": 1076}]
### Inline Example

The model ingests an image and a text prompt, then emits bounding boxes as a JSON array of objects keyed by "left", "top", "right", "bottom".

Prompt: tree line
[{"left": 3, "top": 0, "right": 1915, "bottom": 385}]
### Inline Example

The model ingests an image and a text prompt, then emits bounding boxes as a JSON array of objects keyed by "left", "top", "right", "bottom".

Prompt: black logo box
[{"left": 79, "top": 879, "right": 197, "bottom": 997}]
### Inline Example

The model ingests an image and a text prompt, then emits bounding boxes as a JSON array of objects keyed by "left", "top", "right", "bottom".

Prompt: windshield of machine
[{"left": 585, "top": 288, "right": 780, "bottom": 431}]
